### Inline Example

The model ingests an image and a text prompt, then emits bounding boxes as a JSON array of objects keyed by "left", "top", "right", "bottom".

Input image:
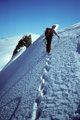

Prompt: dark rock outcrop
[{"left": 13, "top": 34, "right": 32, "bottom": 56}]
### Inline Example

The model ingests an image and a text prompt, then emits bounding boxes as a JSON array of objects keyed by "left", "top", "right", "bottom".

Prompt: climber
[{"left": 45, "top": 25, "right": 60, "bottom": 53}]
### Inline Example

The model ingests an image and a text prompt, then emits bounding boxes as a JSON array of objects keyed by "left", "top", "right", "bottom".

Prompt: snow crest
[{"left": 0, "top": 23, "right": 80, "bottom": 120}]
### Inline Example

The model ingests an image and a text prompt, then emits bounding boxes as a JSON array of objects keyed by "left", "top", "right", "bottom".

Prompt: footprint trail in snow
[{"left": 31, "top": 53, "right": 51, "bottom": 120}]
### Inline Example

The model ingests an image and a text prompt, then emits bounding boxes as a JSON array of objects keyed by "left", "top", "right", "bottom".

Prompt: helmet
[{"left": 52, "top": 25, "right": 56, "bottom": 29}]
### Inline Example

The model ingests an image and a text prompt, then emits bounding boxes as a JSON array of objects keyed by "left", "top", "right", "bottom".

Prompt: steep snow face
[
  {"left": 0, "top": 23, "right": 80, "bottom": 120},
  {"left": 0, "top": 34, "right": 40, "bottom": 71}
]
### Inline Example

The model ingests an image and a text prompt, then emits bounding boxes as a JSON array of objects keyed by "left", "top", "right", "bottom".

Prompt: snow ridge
[{"left": 0, "top": 23, "right": 80, "bottom": 120}]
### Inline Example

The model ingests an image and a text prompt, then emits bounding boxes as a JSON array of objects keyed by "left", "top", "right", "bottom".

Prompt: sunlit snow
[{"left": 0, "top": 23, "right": 80, "bottom": 120}]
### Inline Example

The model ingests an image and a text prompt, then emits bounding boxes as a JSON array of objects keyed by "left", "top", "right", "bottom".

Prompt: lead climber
[{"left": 45, "top": 25, "right": 60, "bottom": 53}]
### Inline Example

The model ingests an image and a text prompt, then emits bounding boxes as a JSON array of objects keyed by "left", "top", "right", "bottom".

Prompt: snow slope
[
  {"left": 0, "top": 34, "right": 40, "bottom": 71},
  {"left": 0, "top": 23, "right": 80, "bottom": 120}
]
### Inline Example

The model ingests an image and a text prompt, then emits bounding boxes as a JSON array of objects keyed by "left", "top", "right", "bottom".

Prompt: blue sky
[{"left": 0, "top": 0, "right": 80, "bottom": 38}]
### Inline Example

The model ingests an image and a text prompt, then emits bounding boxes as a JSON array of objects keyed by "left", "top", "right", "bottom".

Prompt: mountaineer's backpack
[{"left": 45, "top": 28, "right": 53, "bottom": 39}]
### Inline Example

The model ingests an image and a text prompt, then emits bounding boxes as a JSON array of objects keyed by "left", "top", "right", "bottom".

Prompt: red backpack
[{"left": 45, "top": 28, "right": 53, "bottom": 39}]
